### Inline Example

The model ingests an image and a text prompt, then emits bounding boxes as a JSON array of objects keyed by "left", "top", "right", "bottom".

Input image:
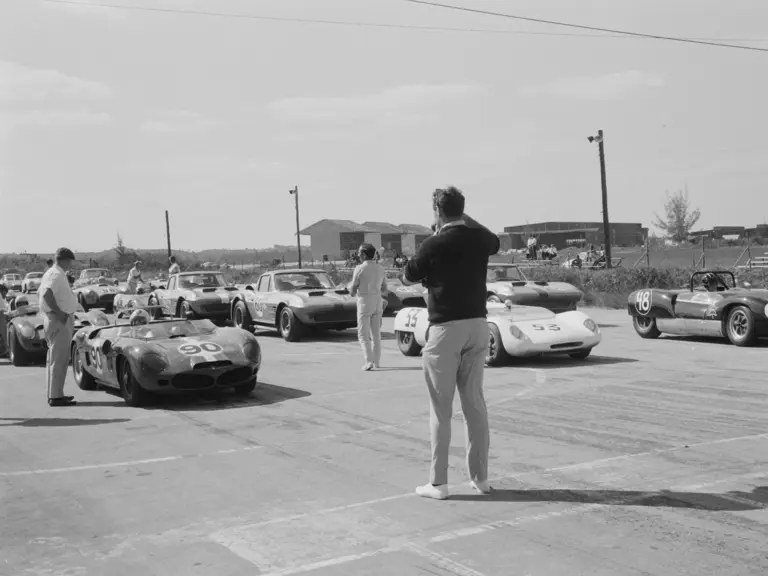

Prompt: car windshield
[
  {"left": 487, "top": 265, "right": 526, "bottom": 282},
  {"left": 83, "top": 269, "right": 113, "bottom": 279},
  {"left": 5, "top": 274, "right": 21, "bottom": 281},
  {"left": 123, "top": 319, "right": 217, "bottom": 340},
  {"left": 26, "top": 273, "right": 43, "bottom": 279},
  {"left": 178, "top": 273, "right": 227, "bottom": 289},
  {"left": 274, "top": 272, "right": 334, "bottom": 291}
]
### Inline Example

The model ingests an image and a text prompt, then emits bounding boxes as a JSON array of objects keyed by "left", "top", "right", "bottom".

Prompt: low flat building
[{"left": 501, "top": 221, "right": 647, "bottom": 250}]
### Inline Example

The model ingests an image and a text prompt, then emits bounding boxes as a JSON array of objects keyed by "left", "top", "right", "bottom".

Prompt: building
[
  {"left": 299, "top": 219, "right": 432, "bottom": 260},
  {"left": 692, "top": 224, "right": 768, "bottom": 240},
  {"left": 500, "top": 221, "right": 647, "bottom": 251}
]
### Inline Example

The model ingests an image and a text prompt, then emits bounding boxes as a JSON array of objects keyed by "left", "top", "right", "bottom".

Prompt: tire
[
  {"left": 118, "top": 357, "right": 151, "bottom": 407},
  {"left": 486, "top": 323, "right": 510, "bottom": 367},
  {"left": 234, "top": 378, "right": 257, "bottom": 395},
  {"left": 725, "top": 305, "right": 757, "bottom": 347},
  {"left": 396, "top": 330, "right": 422, "bottom": 356},
  {"left": 487, "top": 294, "right": 501, "bottom": 304},
  {"left": 632, "top": 316, "right": 661, "bottom": 339},
  {"left": 79, "top": 294, "right": 89, "bottom": 312},
  {"left": 71, "top": 343, "right": 97, "bottom": 390},
  {"left": 178, "top": 299, "right": 192, "bottom": 319},
  {"left": 278, "top": 307, "right": 303, "bottom": 342},
  {"left": 8, "top": 327, "right": 31, "bottom": 367},
  {"left": 233, "top": 301, "right": 252, "bottom": 331},
  {"left": 147, "top": 296, "right": 163, "bottom": 319},
  {"left": 569, "top": 348, "right": 592, "bottom": 360}
]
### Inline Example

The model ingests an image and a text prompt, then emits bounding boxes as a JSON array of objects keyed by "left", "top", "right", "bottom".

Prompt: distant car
[
  {"left": 4, "top": 293, "right": 110, "bottom": 366},
  {"left": 22, "top": 272, "right": 44, "bottom": 293},
  {"left": 73, "top": 279, "right": 121, "bottom": 312},
  {"left": 628, "top": 269, "right": 768, "bottom": 346},
  {"left": 230, "top": 268, "right": 383, "bottom": 341},
  {"left": 147, "top": 271, "right": 240, "bottom": 321},
  {"left": 112, "top": 283, "right": 169, "bottom": 315},
  {"left": 382, "top": 275, "right": 427, "bottom": 314},
  {"left": 486, "top": 263, "right": 582, "bottom": 313},
  {"left": 73, "top": 268, "right": 119, "bottom": 289},
  {"left": 70, "top": 312, "right": 262, "bottom": 406},
  {"left": 2, "top": 273, "right": 23, "bottom": 292},
  {"left": 393, "top": 301, "right": 602, "bottom": 365}
]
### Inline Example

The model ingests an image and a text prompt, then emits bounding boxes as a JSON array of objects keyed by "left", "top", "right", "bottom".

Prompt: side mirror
[{"left": 101, "top": 340, "right": 112, "bottom": 355}]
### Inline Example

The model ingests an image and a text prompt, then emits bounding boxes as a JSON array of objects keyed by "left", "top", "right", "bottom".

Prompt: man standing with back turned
[
  {"left": 39, "top": 247, "right": 79, "bottom": 406},
  {"left": 402, "top": 187, "right": 501, "bottom": 500}
]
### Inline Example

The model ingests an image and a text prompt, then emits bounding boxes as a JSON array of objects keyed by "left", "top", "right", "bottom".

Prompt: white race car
[{"left": 393, "top": 302, "right": 602, "bottom": 365}]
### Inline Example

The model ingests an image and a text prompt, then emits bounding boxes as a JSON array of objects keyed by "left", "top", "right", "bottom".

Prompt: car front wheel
[
  {"left": 485, "top": 323, "right": 510, "bottom": 367},
  {"left": 632, "top": 316, "right": 660, "bottom": 339},
  {"left": 233, "top": 301, "right": 252, "bottom": 331},
  {"left": 396, "top": 330, "right": 422, "bottom": 356},
  {"left": 725, "top": 305, "right": 757, "bottom": 346},
  {"left": 119, "top": 358, "right": 151, "bottom": 407},
  {"left": 71, "top": 344, "right": 97, "bottom": 390},
  {"left": 278, "top": 308, "right": 303, "bottom": 342}
]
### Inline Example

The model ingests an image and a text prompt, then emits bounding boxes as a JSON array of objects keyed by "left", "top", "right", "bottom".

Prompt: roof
[
  {"left": 361, "top": 221, "right": 404, "bottom": 234},
  {"left": 299, "top": 219, "right": 432, "bottom": 236},
  {"left": 299, "top": 219, "right": 373, "bottom": 235},
  {"left": 503, "top": 228, "right": 601, "bottom": 235},
  {"left": 397, "top": 223, "right": 432, "bottom": 235}
]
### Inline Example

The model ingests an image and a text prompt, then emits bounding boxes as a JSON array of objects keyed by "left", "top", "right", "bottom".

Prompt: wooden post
[
  {"left": 645, "top": 235, "right": 650, "bottom": 267},
  {"left": 701, "top": 235, "right": 705, "bottom": 269},
  {"left": 746, "top": 231, "right": 752, "bottom": 268},
  {"left": 165, "top": 210, "right": 172, "bottom": 259}
]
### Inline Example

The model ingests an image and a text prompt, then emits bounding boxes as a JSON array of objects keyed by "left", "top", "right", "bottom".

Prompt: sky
[{"left": 1, "top": 0, "right": 767, "bottom": 253}]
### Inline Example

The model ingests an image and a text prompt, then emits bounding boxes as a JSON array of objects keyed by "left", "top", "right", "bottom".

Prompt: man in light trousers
[
  {"left": 39, "top": 247, "right": 80, "bottom": 407},
  {"left": 403, "top": 186, "right": 501, "bottom": 500},
  {"left": 350, "top": 243, "right": 388, "bottom": 371}
]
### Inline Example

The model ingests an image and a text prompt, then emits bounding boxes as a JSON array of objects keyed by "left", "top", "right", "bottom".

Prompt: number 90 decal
[
  {"left": 635, "top": 290, "right": 652, "bottom": 314},
  {"left": 178, "top": 342, "right": 223, "bottom": 355}
]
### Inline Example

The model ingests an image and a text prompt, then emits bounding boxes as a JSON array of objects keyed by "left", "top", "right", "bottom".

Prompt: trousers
[
  {"left": 422, "top": 317, "right": 490, "bottom": 485},
  {"left": 44, "top": 313, "right": 74, "bottom": 399},
  {"left": 0, "top": 313, "right": 7, "bottom": 355},
  {"left": 356, "top": 299, "right": 382, "bottom": 366}
]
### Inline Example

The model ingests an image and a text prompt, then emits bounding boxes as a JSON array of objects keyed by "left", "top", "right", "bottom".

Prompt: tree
[{"left": 653, "top": 187, "right": 701, "bottom": 242}]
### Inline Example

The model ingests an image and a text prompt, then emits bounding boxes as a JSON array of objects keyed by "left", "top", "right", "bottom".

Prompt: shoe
[
  {"left": 362, "top": 362, "right": 374, "bottom": 371},
  {"left": 415, "top": 483, "right": 449, "bottom": 500},
  {"left": 471, "top": 480, "right": 492, "bottom": 494},
  {"left": 48, "top": 397, "right": 76, "bottom": 407}
]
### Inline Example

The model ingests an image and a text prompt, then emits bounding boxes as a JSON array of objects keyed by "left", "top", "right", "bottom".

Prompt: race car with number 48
[
  {"left": 394, "top": 301, "right": 601, "bottom": 365},
  {"left": 628, "top": 269, "right": 768, "bottom": 346}
]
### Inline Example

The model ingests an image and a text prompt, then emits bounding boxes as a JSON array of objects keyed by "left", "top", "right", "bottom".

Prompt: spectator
[
  {"left": 0, "top": 284, "right": 8, "bottom": 357},
  {"left": 126, "top": 261, "right": 143, "bottom": 294},
  {"left": 169, "top": 255, "right": 181, "bottom": 275},
  {"left": 350, "top": 243, "right": 388, "bottom": 371}
]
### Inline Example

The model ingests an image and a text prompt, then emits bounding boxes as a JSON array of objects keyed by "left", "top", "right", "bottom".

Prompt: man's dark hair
[
  {"left": 433, "top": 186, "right": 465, "bottom": 219},
  {"left": 169, "top": 255, "right": 176, "bottom": 263},
  {"left": 359, "top": 243, "right": 376, "bottom": 259},
  {"left": 46, "top": 259, "right": 53, "bottom": 266}
]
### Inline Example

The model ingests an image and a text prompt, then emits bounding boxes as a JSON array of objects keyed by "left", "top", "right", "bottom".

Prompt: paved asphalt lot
[{"left": 1, "top": 309, "right": 767, "bottom": 576}]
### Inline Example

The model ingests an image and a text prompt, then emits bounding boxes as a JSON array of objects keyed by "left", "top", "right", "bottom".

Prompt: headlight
[
  {"left": 584, "top": 318, "right": 599, "bottom": 333},
  {"left": 764, "top": 303, "right": 768, "bottom": 319},
  {"left": 20, "top": 324, "right": 35, "bottom": 339},
  {"left": 140, "top": 353, "right": 168, "bottom": 374},
  {"left": 508, "top": 325, "right": 525, "bottom": 340},
  {"left": 242, "top": 338, "right": 261, "bottom": 364}
]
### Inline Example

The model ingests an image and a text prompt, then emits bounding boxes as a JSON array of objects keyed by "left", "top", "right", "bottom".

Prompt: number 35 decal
[
  {"left": 179, "top": 342, "right": 223, "bottom": 355},
  {"left": 405, "top": 309, "right": 420, "bottom": 328},
  {"left": 531, "top": 324, "right": 560, "bottom": 331},
  {"left": 635, "top": 290, "right": 652, "bottom": 314}
]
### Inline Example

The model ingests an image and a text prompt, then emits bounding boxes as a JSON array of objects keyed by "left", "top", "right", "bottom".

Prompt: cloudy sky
[{"left": 1, "top": 0, "right": 767, "bottom": 253}]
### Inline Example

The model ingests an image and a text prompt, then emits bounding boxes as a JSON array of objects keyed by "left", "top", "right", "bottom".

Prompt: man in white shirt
[
  {"left": 0, "top": 284, "right": 9, "bottom": 357},
  {"left": 168, "top": 255, "right": 180, "bottom": 275},
  {"left": 39, "top": 247, "right": 80, "bottom": 406},
  {"left": 350, "top": 243, "right": 388, "bottom": 371},
  {"left": 126, "top": 260, "right": 144, "bottom": 294}
]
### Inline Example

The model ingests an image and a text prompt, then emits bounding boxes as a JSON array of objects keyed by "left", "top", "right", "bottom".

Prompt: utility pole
[
  {"left": 165, "top": 210, "right": 172, "bottom": 259},
  {"left": 587, "top": 129, "right": 612, "bottom": 269},
  {"left": 289, "top": 186, "right": 301, "bottom": 268}
]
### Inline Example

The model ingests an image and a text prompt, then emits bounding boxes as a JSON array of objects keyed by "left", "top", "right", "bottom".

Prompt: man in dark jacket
[{"left": 402, "top": 186, "right": 500, "bottom": 500}]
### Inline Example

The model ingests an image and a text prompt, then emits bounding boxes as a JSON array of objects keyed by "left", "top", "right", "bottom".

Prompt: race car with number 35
[
  {"left": 628, "top": 269, "right": 768, "bottom": 346},
  {"left": 147, "top": 271, "right": 239, "bottom": 322},
  {"left": 393, "top": 301, "right": 601, "bottom": 365},
  {"left": 70, "top": 311, "right": 262, "bottom": 407}
]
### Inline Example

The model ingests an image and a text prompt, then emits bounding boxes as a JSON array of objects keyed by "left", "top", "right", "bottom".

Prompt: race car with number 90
[{"left": 393, "top": 301, "right": 602, "bottom": 365}]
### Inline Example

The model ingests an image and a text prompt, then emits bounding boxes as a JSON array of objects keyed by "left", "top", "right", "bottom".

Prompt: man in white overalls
[{"left": 350, "top": 243, "right": 388, "bottom": 371}]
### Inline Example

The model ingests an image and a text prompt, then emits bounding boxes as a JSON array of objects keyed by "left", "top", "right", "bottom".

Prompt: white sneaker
[
  {"left": 362, "top": 362, "right": 374, "bottom": 371},
  {"left": 471, "top": 480, "right": 492, "bottom": 494},
  {"left": 415, "top": 483, "right": 449, "bottom": 500}
]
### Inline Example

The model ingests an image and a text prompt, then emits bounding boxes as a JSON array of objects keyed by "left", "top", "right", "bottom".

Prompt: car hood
[
  {"left": 487, "top": 303, "right": 556, "bottom": 321},
  {"left": 388, "top": 283, "right": 426, "bottom": 296},
  {"left": 188, "top": 286, "right": 240, "bottom": 298},
  {"left": 81, "top": 284, "right": 120, "bottom": 294},
  {"left": 290, "top": 288, "right": 355, "bottom": 305},
  {"left": 148, "top": 332, "right": 248, "bottom": 365},
  {"left": 489, "top": 280, "right": 581, "bottom": 296}
]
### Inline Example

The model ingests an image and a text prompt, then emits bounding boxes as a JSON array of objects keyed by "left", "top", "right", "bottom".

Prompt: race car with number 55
[
  {"left": 148, "top": 271, "right": 239, "bottom": 322},
  {"left": 70, "top": 311, "right": 262, "bottom": 407},
  {"left": 628, "top": 269, "right": 768, "bottom": 346},
  {"left": 394, "top": 301, "right": 601, "bottom": 365}
]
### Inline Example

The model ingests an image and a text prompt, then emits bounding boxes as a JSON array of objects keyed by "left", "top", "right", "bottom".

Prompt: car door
[
  {"left": 257, "top": 275, "right": 279, "bottom": 324},
  {"left": 159, "top": 276, "right": 177, "bottom": 308},
  {"left": 673, "top": 289, "right": 723, "bottom": 336}
]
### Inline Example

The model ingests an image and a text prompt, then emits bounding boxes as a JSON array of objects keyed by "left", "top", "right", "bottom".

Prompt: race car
[
  {"left": 383, "top": 275, "right": 427, "bottom": 314},
  {"left": 628, "top": 269, "right": 768, "bottom": 346},
  {"left": 230, "top": 268, "right": 383, "bottom": 341},
  {"left": 112, "top": 283, "right": 160, "bottom": 314},
  {"left": 70, "top": 310, "right": 262, "bottom": 406},
  {"left": 73, "top": 280, "right": 121, "bottom": 312},
  {"left": 393, "top": 301, "right": 601, "bottom": 365},
  {"left": 147, "top": 271, "right": 239, "bottom": 322},
  {"left": 22, "top": 272, "right": 44, "bottom": 293},
  {"left": 2, "top": 273, "right": 23, "bottom": 292},
  {"left": 486, "top": 263, "right": 582, "bottom": 313},
  {"left": 73, "top": 268, "right": 119, "bottom": 289},
  {"left": 4, "top": 293, "right": 110, "bottom": 366}
]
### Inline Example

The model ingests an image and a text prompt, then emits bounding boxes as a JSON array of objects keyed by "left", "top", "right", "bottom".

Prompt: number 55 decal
[
  {"left": 635, "top": 290, "right": 652, "bottom": 315},
  {"left": 531, "top": 324, "right": 561, "bottom": 331},
  {"left": 405, "top": 309, "right": 420, "bottom": 328}
]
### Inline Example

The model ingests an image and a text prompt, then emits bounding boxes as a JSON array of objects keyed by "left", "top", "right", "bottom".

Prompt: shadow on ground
[
  {"left": 0, "top": 417, "right": 130, "bottom": 427},
  {"left": 660, "top": 335, "right": 768, "bottom": 348},
  {"left": 449, "top": 487, "right": 768, "bottom": 511},
  {"left": 494, "top": 355, "right": 639, "bottom": 370},
  {"left": 127, "top": 382, "right": 313, "bottom": 411}
]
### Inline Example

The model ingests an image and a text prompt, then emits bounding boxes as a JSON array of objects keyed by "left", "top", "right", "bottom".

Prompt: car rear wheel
[
  {"left": 8, "top": 327, "right": 32, "bottom": 367},
  {"left": 71, "top": 343, "right": 97, "bottom": 390},
  {"left": 485, "top": 323, "right": 510, "bottom": 367},
  {"left": 119, "top": 357, "right": 151, "bottom": 407},
  {"left": 632, "top": 316, "right": 660, "bottom": 339},
  {"left": 233, "top": 301, "right": 253, "bottom": 331},
  {"left": 278, "top": 308, "right": 303, "bottom": 342},
  {"left": 79, "top": 294, "right": 89, "bottom": 312},
  {"left": 147, "top": 296, "right": 164, "bottom": 319},
  {"left": 725, "top": 305, "right": 757, "bottom": 346},
  {"left": 569, "top": 348, "right": 592, "bottom": 360},
  {"left": 178, "top": 299, "right": 193, "bottom": 319},
  {"left": 396, "top": 330, "right": 422, "bottom": 356}
]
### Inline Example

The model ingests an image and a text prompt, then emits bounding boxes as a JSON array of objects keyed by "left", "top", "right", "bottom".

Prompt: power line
[
  {"left": 38, "top": 0, "right": 768, "bottom": 44},
  {"left": 404, "top": 0, "right": 768, "bottom": 53}
]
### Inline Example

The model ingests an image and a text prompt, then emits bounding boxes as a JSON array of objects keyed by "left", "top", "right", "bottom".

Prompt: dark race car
[
  {"left": 4, "top": 294, "right": 110, "bottom": 366},
  {"left": 486, "top": 263, "right": 582, "bottom": 313},
  {"left": 628, "top": 269, "right": 768, "bottom": 346},
  {"left": 148, "top": 271, "right": 239, "bottom": 322},
  {"left": 71, "top": 311, "right": 262, "bottom": 407},
  {"left": 382, "top": 274, "right": 427, "bottom": 314}
]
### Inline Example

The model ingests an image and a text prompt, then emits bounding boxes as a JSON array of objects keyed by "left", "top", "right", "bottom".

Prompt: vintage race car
[
  {"left": 2, "top": 273, "right": 23, "bottom": 292},
  {"left": 22, "top": 272, "right": 44, "bottom": 293},
  {"left": 112, "top": 283, "right": 162, "bottom": 314},
  {"left": 383, "top": 276, "right": 427, "bottom": 314},
  {"left": 73, "top": 268, "right": 119, "bottom": 289},
  {"left": 3, "top": 293, "right": 110, "bottom": 366},
  {"left": 628, "top": 269, "right": 768, "bottom": 346},
  {"left": 147, "top": 271, "right": 239, "bottom": 321},
  {"left": 393, "top": 301, "right": 601, "bottom": 365},
  {"left": 486, "top": 263, "right": 582, "bottom": 312},
  {"left": 70, "top": 312, "right": 262, "bottom": 406},
  {"left": 230, "top": 268, "right": 386, "bottom": 342}
]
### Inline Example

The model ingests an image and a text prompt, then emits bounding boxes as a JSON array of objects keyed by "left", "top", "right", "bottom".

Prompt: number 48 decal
[{"left": 635, "top": 290, "right": 651, "bottom": 314}]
